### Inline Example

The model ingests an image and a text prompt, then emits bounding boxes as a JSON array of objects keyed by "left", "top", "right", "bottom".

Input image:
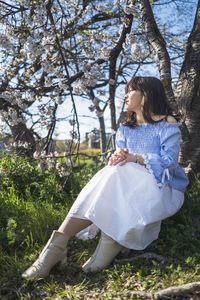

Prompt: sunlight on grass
[{"left": 0, "top": 154, "right": 200, "bottom": 299}]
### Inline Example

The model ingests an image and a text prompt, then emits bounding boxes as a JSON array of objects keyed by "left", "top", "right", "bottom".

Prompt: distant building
[
  {"left": 86, "top": 128, "right": 100, "bottom": 148},
  {"left": 86, "top": 128, "right": 112, "bottom": 149}
]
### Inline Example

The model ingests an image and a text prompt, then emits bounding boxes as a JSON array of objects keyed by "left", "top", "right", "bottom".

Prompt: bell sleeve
[{"left": 142, "top": 123, "right": 181, "bottom": 186}]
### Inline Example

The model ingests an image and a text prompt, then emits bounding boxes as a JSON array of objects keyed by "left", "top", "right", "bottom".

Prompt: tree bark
[
  {"left": 99, "top": 116, "right": 107, "bottom": 153},
  {"left": 11, "top": 122, "right": 36, "bottom": 156},
  {"left": 140, "top": 0, "right": 176, "bottom": 109},
  {"left": 175, "top": 0, "right": 200, "bottom": 172},
  {"left": 0, "top": 97, "right": 36, "bottom": 156},
  {"left": 109, "top": 10, "right": 134, "bottom": 144}
]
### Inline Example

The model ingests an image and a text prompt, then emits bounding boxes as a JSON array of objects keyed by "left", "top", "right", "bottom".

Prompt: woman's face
[{"left": 124, "top": 89, "right": 144, "bottom": 112}]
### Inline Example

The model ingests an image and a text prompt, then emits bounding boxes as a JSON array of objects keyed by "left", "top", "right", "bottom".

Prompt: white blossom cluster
[
  {"left": 54, "top": 95, "right": 63, "bottom": 105},
  {"left": 34, "top": 5, "right": 47, "bottom": 26},
  {"left": 84, "top": 65, "right": 102, "bottom": 86},
  {"left": 56, "top": 161, "right": 69, "bottom": 177},
  {"left": 1, "top": 108, "right": 25, "bottom": 126},
  {"left": 49, "top": 86, "right": 64, "bottom": 105},
  {"left": 26, "top": 90, "right": 36, "bottom": 103},
  {"left": 0, "top": 90, "right": 30, "bottom": 110},
  {"left": 38, "top": 105, "right": 55, "bottom": 116},
  {"left": 95, "top": 5, "right": 109, "bottom": 13},
  {"left": 26, "top": 36, "right": 45, "bottom": 60},
  {"left": 33, "top": 150, "right": 71, "bottom": 177},
  {"left": 124, "top": 4, "right": 137, "bottom": 15},
  {"left": 41, "top": 60, "right": 55, "bottom": 74},
  {"left": 0, "top": 91, "right": 12, "bottom": 102},
  {"left": 40, "top": 120, "right": 51, "bottom": 130},
  {"left": 126, "top": 33, "right": 135, "bottom": 45},
  {"left": 0, "top": 115, "right": 5, "bottom": 136},
  {"left": 0, "top": 33, "right": 15, "bottom": 52},
  {"left": 99, "top": 48, "right": 110, "bottom": 61},
  {"left": 131, "top": 43, "right": 142, "bottom": 60},
  {"left": 74, "top": 64, "right": 102, "bottom": 93},
  {"left": 41, "top": 34, "right": 55, "bottom": 52},
  {"left": 17, "top": 0, "right": 31, "bottom": 7},
  {"left": 45, "top": 157, "right": 55, "bottom": 171},
  {"left": 15, "top": 98, "right": 28, "bottom": 110},
  {"left": 45, "top": 77, "right": 53, "bottom": 87},
  {"left": 33, "top": 151, "right": 40, "bottom": 159},
  {"left": 88, "top": 96, "right": 104, "bottom": 118},
  {"left": 12, "top": 140, "right": 30, "bottom": 149},
  {"left": 58, "top": 80, "right": 69, "bottom": 90}
]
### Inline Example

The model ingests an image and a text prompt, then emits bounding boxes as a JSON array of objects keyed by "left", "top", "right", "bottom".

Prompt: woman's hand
[
  {"left": 118, "top": 152, "right": 137, "bottom": 166},
  {"left": 109, "top": 148, "right": 136, "bottom": 166}
]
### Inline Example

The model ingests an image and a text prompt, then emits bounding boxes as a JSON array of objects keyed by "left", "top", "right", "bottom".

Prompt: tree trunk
[
  {"left": 99, "top": 116, "right": 107, "bottom": 153},
  {"left": 109, "top": 11, "right": 134, "bottom": 143},
  {"left": 141, "top": 0, "right": 176, "bottom": 108},
  {"left": 175, "top": 0, "right": 200, "bottom": 172},
  {"left": 11, "top": 122, "right": 36, "bottom": 156},
  {"left": 0, "top": 98, "right": 36, "bottom": 156}
]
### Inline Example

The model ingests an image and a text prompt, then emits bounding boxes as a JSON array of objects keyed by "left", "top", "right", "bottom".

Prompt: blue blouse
[{"left": 116, "top": 121, "right": 189, "bottom": 192}]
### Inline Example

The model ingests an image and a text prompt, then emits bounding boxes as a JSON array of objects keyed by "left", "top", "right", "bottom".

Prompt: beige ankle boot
[
  {"left": 82, "top": 232, "right": 122, "bottom": 272},
  {"left": 22, "top": 230, "right": 69, "bottom": 280}
]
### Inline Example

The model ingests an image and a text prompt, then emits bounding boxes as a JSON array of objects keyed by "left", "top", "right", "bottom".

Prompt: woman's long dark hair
[{"left": 123, "top": 76, "right": 176, "bottom": 128}]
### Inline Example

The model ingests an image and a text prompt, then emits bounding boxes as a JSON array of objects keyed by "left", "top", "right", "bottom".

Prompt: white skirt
[{"left": 68, "top": 162, "right": 184, "bottom": 250}]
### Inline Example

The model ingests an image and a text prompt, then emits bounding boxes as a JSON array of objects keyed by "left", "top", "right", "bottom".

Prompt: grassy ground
[{"left": 1, "top": 154, "right": 200, "bottom": 299}]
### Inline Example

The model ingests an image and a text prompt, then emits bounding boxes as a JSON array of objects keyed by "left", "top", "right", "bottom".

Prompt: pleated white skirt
[{"left": 68, "top": 162, "right": 184, "bottom": 250}]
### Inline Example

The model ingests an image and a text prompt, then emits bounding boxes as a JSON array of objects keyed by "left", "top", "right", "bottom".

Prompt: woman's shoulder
[
  {"left": 153, "top": 115, "right": 181, "bottom": 138},
  {"left": 153, "top": 115, "right": 178, "bottom": 124},
  {"left": 165, "top": 115, "right": 178, "bottom": 124},
  {"left": 157, "top": 116, "right": 181, "bottom": 141}
]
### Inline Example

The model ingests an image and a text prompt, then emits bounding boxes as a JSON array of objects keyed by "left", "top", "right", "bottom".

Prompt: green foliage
[
  {"left": 0, "top": 154, "right": 62, "bottom": 202},
  {"left": 0, "top": 153, "right": 100, "bottom": 205},
  {"left": 0, "top": 153, "right": 200, "bottom": 299},
  {"left": 0, "top": 153, "right": 99, "bottom": 255}
]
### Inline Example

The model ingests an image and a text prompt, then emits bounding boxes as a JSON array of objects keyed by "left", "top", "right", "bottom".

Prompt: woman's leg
[
  {"left": 82, "top": 231, "right": 123, "bottom": 273},
  {"left": 22, "top": 216, "right": 92, "bottom": 280},
  {"left": 58, "top": 217, "right": 123, "bottom": 273},
  {"left": 58, "top": 216, "right": 92, "bottom": 237}
]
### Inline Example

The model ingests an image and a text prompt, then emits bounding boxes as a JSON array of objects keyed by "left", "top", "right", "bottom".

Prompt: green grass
[{"left": 0, "top": 154, "right": 200, "bottom": 299}]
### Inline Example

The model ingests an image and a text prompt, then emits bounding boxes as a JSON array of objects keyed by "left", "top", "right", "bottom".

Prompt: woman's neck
[
  {"left": 135, "top": 111, "right": 165, "bottom": 123},
  {"left": 135, "top": 112, "right": 146, "bottom": 123}
]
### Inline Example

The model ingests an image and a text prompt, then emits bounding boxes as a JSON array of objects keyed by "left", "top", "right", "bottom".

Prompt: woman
[{"left": 22, "top": 76, "right": 189, "bottom": 280}]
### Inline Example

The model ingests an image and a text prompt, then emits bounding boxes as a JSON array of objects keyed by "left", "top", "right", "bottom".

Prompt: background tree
[{"left": 0, "top": 0, "right": 199, "bottom": 173}]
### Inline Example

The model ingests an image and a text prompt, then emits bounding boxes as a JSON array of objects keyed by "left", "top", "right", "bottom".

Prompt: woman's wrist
[{"left": 135, "top": 154, "right": 145, "bottom": 165}]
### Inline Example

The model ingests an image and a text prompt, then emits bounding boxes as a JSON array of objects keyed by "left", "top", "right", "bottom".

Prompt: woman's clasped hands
[{"left": 109, "top": 148, "right": 137, "bottom": 166}]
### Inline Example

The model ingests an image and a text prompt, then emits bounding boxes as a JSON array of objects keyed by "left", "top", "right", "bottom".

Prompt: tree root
[
  {"left": 115, "top": 251, "right": 167, "bottom": 264},
  {"left": 107, "top": 282, "right": 200, "bottom": 299},
  {"left": 115, "top": 253, "right": 200, "bottom": 299},
  {"left": 154, "top": 281, "right": 200, "bottom": 299}
]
